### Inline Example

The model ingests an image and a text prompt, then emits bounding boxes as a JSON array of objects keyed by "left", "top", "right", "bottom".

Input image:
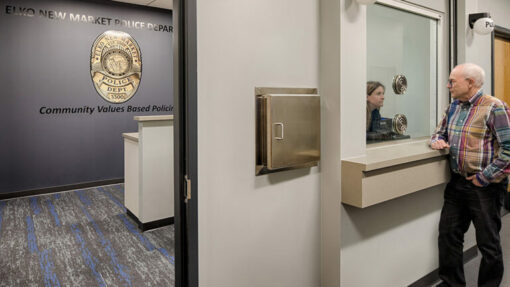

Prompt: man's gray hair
[{"left": 460, "top": 63, "right": 485, "bottom": 87}]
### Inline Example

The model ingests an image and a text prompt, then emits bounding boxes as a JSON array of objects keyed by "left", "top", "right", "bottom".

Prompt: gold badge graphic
[{"left": 90, "top": 31, "right": 142, "bottom": 103}]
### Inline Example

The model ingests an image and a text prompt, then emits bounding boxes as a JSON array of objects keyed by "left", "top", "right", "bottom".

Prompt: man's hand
[
  {"left": 466, "top": 175, "right": 484, "bottom": 187},
  {"left": 430, "top": 140, "right": 450, "bottom": 150}
]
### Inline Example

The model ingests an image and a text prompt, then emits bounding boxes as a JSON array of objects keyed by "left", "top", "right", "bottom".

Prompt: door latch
[{"left": 184, "top": 175, "right": 191, "bottom": 203}]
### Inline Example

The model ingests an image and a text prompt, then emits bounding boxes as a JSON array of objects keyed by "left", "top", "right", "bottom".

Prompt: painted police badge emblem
[{"left": 90, "top": 30, "right": 142, "bottom": 103}]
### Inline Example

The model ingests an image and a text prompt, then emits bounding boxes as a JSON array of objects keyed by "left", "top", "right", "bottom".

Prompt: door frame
[{"left": 173, "top": 0, "right": 198, "bottom": 286}]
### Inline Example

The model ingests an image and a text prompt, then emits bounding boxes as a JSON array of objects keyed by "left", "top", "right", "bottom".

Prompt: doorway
[
  {"left": 493, "top": 26, "right": 510, "bottom": 193},
  {"left": 494, "top": 35, "right": 510, "bottom": 105},
  {"left": 173, "top": 0, "right": 198, "bottom": 286}
]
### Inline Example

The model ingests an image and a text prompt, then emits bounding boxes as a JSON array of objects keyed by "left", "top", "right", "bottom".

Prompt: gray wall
[
  {"left": 479, "top": 0, "right": 510, "bottom": 32},
  {"left": 196, "top": 0, "right": 321, "bottom": 286},
  {"left": 0, "top": 0, "right": 173, "bottom": 193},
  {"left": 322, "top": 0, "right": 454, "bottom": 286}
]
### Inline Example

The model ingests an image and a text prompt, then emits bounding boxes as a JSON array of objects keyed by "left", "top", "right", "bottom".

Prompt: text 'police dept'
[
  {"left": 4, "top": 5, "right": 173, "bottom": 33},
  {"left": 39, "top": 105, "right": 174, "bottom": 115}
]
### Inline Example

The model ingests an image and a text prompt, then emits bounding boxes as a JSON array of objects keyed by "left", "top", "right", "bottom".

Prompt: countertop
[
  {"left": 342, "top": 137, "right": 449, "bottom": 171},
  {"left": 122, "top": 132, "right": 139, "bottom": 142},
  {"left": 134, "top": 115, "right": 174, "bottom": 122}
]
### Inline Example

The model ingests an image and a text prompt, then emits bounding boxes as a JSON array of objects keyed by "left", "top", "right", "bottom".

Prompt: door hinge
[{"left": 184, "top": 175, "right": 191, "bottom": 203}]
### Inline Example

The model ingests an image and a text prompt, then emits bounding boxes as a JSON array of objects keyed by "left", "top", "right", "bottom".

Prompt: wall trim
[
  {"left": 0, "top": 178, "right": 124, "bottom": 201},
  {"left": 126, "top": 208, "right": 174, "bottom": 231},
  {"left": 495, "top": 25, "right": 510, "bottom": 41}
]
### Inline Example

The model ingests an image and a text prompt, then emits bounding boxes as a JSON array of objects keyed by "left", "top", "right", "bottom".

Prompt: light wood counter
[
  {"left": 346, "top": 138, "right": 448, "bottom": 171},
  {"left": 342, "top": 138, "right": 450, "bottom": 208}
]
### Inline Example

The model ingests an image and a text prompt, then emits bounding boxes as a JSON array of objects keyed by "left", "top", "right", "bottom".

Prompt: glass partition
[{"left": 366, "top": 3, "right": 437, "bottom": 143}]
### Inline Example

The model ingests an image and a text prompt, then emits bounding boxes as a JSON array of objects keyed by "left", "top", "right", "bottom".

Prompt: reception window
[{"left": 366, "top": 3, "right": 439, "bottom": 143}]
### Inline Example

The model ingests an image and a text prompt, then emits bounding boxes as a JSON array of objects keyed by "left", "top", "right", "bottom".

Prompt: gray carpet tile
[{"left": 0, "top": 184, "right": 175, "bottom": 287}]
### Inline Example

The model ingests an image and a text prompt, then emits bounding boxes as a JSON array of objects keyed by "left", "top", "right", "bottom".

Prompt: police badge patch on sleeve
[{"left": 90, "top": 30, "right": 142, "bottom": 104}]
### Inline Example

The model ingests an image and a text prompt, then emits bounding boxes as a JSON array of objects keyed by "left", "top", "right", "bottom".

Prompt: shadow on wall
[
  {"left": 345, "top": 0, "right": 360, "bottom": 21},
  {"left": 341, "top": 184, "right": 444, "bottom": 248},
  {"left": 254, "top": 167, "right": 315, "bottom": 188}
]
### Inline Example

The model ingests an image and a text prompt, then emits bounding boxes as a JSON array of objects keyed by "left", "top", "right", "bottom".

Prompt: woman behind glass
[{"left": 366, "top": 81, "right": 385, "bottom": 132}]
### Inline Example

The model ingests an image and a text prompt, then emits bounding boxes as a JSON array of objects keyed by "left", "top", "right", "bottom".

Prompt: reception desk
[{"left": 123, "top": 115, "right": 174, "bottom": 231}]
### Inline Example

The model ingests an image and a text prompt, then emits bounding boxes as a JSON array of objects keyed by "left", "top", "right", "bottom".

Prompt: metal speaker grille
[
  {"left": 392, "top": 114, "right": 407, "bottom": 135},
  {"left": 392, "top": 75, "right": 407, "bottom": 95}
]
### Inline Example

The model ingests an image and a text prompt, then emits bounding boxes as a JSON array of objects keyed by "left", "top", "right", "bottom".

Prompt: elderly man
[{"left": 431, "top": 63, "right": 510, "bottom": 287}]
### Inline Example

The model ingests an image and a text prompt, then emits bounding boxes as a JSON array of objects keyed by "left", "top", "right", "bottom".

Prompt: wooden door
[
  {"left": 495, "top": 37, "right": 510, "bottom": 105},
  {"left": 494, "top": 36, "right": 510, "bottom": 192}
]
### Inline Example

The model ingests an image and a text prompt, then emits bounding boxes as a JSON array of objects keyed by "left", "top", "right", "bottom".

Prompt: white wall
[
  {"left": 456, "top": 0, "right": 492, "bottom": 95},
  {"left": 193, "top": 0, "right": 508, "bottom": 285},
  {"left": 330, "top": 0, "right": 465, "bottom": 286},
  {"left": 333, "top": 1, "right": 509, "bottom": 282},
  {"left": 196, "top": 0, "right": 320, "bottom": 286},
  {"left": 465, "top": 0, "right": 510, "bottom": 98},
  {"left": 341, "top": 186, "right": 445, "bottom": 286},
  {"left": 479, "top": 0, "right": 510, "bottom": 30},
  {"left": 456, "top": 0, "right": 510, "bottom": 95}
]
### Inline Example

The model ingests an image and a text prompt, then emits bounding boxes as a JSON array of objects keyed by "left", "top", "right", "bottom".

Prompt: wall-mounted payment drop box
[{"left": 255, "top": 87, "right": 320, "bottom": 175}]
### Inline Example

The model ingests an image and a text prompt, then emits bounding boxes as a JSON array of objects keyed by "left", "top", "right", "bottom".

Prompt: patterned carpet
[{"left": 0, "top": 184, "right": 175, "bottom": 287}]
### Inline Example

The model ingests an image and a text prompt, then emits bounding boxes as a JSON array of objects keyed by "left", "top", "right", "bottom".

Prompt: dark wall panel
[{"left": 0, "top": 0, "right": 173, "bottom": 193}]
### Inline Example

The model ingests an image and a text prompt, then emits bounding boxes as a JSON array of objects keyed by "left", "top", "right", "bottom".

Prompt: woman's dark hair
[{"left": 367, "top": 81, "right": 385, "bottom": 96}]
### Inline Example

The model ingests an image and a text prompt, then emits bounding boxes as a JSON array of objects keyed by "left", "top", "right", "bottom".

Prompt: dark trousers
[{"left": 438, "top": 173, "right": 505, "bottom": 287}]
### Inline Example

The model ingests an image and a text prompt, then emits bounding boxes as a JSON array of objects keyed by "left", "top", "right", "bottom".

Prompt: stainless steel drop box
[{"left": 255, "top": 87, "right": 320, "bottom": 175}]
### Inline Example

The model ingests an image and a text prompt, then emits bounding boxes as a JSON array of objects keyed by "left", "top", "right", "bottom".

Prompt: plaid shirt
[{"left": 431, "top": 90, "right": 510, "bottom": 186}]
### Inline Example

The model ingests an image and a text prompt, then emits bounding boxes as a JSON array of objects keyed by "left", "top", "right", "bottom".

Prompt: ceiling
[{"left": 112, "top": 0, "right": 172, "bottom": 10}]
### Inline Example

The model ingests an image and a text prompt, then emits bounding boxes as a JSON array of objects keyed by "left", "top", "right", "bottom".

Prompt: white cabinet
[{"left": 123, "top": 115, "right": 174, "bottom": 231}]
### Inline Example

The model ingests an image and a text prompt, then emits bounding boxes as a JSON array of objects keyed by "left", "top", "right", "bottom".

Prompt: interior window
[{"left": 366, "top": 3, "right": 438, "bottom": 143}]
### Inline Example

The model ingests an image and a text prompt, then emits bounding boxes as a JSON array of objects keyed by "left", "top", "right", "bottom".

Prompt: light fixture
[
  {"left": 356, "top": 0, "right": 377, "bottom": 5},
  {"left": 469, "top": 12, "right": 494, "bottom": 35}
]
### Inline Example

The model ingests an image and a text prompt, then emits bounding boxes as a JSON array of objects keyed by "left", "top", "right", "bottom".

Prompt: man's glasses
[{"left": 448, "top": 78, "right": 471, "bottom": 86}]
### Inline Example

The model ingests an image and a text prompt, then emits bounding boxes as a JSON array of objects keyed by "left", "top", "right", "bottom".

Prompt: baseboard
[
  {"left": 126, "top": 208, "right": 174, "bottom": 232},
  {"left": 408, "top": 246, "right": 478, "bottom": 287},
  {"left": 0, "top": 178, "right": 124, "bottom": 200}
]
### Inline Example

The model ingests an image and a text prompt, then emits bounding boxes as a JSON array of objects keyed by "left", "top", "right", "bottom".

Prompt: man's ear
[{"left": 466, "top": 78, "right": 475, "bottom": 88}]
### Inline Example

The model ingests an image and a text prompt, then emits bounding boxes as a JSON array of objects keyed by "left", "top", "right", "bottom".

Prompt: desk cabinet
[{"left": 123, "top": 115, "right": 174, "bottom": 231}]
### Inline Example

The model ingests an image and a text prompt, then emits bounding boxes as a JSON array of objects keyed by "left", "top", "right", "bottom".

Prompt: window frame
[{"left": 365, "top": 0, "right": 448, "bottom": 145}]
